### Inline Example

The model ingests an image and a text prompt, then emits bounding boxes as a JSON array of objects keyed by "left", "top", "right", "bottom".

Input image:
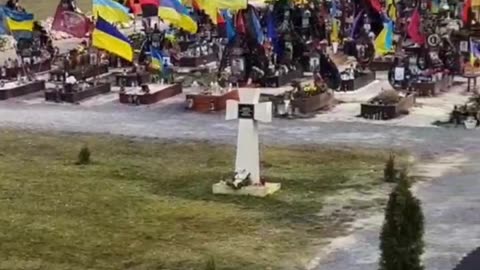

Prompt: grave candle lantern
[{"left": 302, "top": 10, "right": 311, "bottom": 29}]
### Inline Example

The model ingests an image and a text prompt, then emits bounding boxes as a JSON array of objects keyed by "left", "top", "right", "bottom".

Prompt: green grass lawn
[{"left": 0, "top": 130, "right": 406, "bottom": 270}]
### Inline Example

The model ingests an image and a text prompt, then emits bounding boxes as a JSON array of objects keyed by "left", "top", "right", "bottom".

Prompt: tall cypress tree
[{"left": 379, "top": 171, "right": 425, "bottom": 270}]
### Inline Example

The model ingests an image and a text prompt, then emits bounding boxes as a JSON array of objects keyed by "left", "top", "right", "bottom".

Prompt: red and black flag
[
  {"left": 51, "top": 0, "right": 92, "bottom": 38},
  {"left": 463, "top": 0, "right": 472, "bottom": 24},
  {"left": 140, "top": 0, "right": 159, "bottom": 18}
]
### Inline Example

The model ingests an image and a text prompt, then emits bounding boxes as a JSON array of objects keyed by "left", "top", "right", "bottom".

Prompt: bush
[
  {"left": 383, "top": 153, "right": 397, "bottom": 183},
  {"left": 77, "top": 145, "right": 91, "bottom": 165},
  {"left": 379, "top": 171, "right": 425, "bottom": 270},
  {"left": 205, "top": 257, "right": 216, "bottom": 270},
  {"left": 372, "top": 90, "right": 401, "bottom": 105}
]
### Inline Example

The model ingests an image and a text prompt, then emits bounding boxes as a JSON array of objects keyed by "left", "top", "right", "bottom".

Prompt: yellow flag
[
  {"left": 293, "top": 0, "right": 308, "bottom": 5},
  {"left": 211, "top": 0, "right": 246, "bottom": 10},
  {"left": 330, "top": 19, "right": 339, "bottom": 42},
  {"left": 195, "top": 0, "right": 218, "bottom": 24},
  {"left": 374, "top": 27, "right": 388, "bottom": 56},
  {"left": 387, "top": 0, "right": 397, "bottom": 20},
  {"left": 195, "top": 0, "right": 246, "bottom": 25}
]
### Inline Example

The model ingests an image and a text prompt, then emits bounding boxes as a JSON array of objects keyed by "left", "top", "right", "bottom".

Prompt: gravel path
[
  {"left": 0, "top": 100, "right": 477, "bottom": 153},
  {"left": 312, "top": 157, "right": 480, "bottom": 270}
]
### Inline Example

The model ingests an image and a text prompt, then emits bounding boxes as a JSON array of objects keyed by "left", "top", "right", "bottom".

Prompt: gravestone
[{"left": 212, "top": 89, "right": 281, "bottom": 197}]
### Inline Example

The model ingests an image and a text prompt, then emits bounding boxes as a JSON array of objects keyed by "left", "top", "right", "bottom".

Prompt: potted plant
[
  {"left": 451, "top": 95, "right": 480, "bottom": 128},
  {"left": 291, "top": 79, "right": 334, "bottom": 114}
]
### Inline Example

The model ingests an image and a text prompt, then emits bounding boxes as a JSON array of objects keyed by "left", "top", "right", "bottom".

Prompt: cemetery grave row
[{"left": 2, "top": 0, "right": 480, "bottom": 129}]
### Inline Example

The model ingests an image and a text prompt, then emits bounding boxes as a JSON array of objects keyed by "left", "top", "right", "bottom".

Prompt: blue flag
[
  {"left": 385, "top": 20, "right": 393, "bottom": 50},
  {"left": 0, "top": 9, "right": 8, "bottom": 35},
  {"left": 331, "top": 0, "right": 337, "bottom": 17},
  {"left": 350, "top": 10, "right": 364, "bottom": 38},
  {"left": 266, "top": 12, "right": 281, "bottom": 56},
  {"left": 222, "top": 10, "right": 236, "bottom": 42},
  {"left": 251, "top": 10, "right": 264, "bottom": 45}
]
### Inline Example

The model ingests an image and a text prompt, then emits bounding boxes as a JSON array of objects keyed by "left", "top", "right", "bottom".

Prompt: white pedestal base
[
  {"left": 212, "top": 182, "right": 281, "bottom": 197},
  {"left": 332, "top": 42, "right": 338, "bottom": 54}
]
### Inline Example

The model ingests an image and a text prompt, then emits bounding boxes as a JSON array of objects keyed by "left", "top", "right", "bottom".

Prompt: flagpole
[{"left": 134, "top": 14, "right": 137, "bottom": 33}]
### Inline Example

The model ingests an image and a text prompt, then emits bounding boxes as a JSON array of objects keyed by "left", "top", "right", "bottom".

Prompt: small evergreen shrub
[
  {"left": 384, "top": 153, "right": 397, "bottom": 183},
  {"left": 379, "top": 170, "right": 425, "bottom": 270},
  {"left": 77, "top": 145, "right": 91, "bottom": 165}
]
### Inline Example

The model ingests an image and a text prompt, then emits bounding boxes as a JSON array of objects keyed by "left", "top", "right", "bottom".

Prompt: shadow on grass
[
  {"left": 142, "top": 168, "right": 380, "bottom": 231},
  {"left": 99, "top": 143, "right": 393, "bottom": 232}
]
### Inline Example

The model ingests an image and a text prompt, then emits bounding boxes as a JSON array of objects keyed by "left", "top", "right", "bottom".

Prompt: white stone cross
[{"left": 226, "top": 89, "right": 272, "bottom": 185}]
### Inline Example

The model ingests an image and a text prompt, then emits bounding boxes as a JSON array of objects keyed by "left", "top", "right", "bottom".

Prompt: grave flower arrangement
[
  {"left": 128, "top": 33, "right": 146, "bottom": 51},
  {"left": 291, "top": 79, "right": 329, "bottom": 99},
  {"left": 224, "top": 169, "right": 252, "bottom": 190},
  {"left": 450, "top": 95, "right": 480, "bottom": 125},
  {"left": 0, "top": 36, "right": 9, "bottom": 52},
  {"left": 369, "top": 90, "right": 401, "bottom": 105}
]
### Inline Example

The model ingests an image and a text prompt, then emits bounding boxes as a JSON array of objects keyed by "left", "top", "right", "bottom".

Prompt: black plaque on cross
[{"left": 238, "top": 104, "right": 255, "bottom": 119}]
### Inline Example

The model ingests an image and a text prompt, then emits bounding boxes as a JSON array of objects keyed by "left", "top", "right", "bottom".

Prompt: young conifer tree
[{"left": 379, "top": 171, "right": 425, "bottom": 270}]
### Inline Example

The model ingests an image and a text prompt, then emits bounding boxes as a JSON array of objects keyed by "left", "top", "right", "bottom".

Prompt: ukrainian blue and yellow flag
[
  {"left": 159, "top": 0, "right": 198, "bottom": 33},
  {"left": 4, "top": 8, "right": 34, "bottom": 32},
  {"left": 195, "top": 0, "right": 246, "bottom": 24},
  {"left": 470, "top": 38, "right": 480, "bottom": 65},
  {"left": 374, "top": 20, "right": 394, "bottom": 56},
  {"left": 93, "top": 0, "right": 131, "bottom": 24},
  {"left": 195, "top": 0, "right": 246, "bottom": 12},
  {"left": 150, "top": 48, "right": 164, "bottom": 71},
  {"left": 92, "top": 16, "right": 133, "bottom": 62}
]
